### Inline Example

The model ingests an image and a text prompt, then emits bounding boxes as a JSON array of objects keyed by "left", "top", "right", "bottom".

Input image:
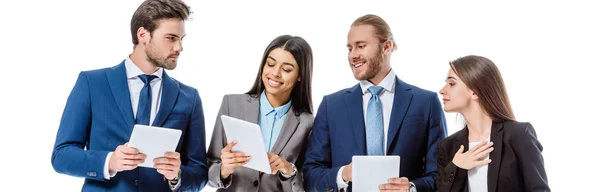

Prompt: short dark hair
[
  {"left": 130, "top": 0, "right": 190, "bottom": 45},
  {"left": 247, "top": 35, "right": 314, "bottom": 115}
]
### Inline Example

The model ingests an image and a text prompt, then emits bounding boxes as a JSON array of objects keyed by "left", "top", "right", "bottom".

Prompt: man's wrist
[
  {"left": 169, "top": 170, "right": 182, "bottom": 183},
  {"left": 409, "top": 182, "right": 417, "bottom": 192}
]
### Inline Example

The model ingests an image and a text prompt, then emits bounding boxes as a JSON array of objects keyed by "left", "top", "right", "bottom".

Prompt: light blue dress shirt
[{"left": 258, "top": 91, "right": 292, "bottom": 152}]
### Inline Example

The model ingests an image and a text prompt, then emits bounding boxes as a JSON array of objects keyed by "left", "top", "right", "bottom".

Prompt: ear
[
  {"left": 297, "top": 76, "right": 301, "bottom": 82},
  {"left": 470, "top": 91, "right": 479, "bottom": 100},
  {"left": 382, "top": 39, "right": 393, "bottom": 56},
  {"left": 137, "top": 27, "right": 149, "bottom": 45}
]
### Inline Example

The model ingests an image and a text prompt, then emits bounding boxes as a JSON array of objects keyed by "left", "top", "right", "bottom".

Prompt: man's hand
[
  {"left": 108, "top": 142, "right": 146, "bottom": 173},
  {"left": 268, "top": 152, "right": 293, "bottom": 175},
  {"left": 342, "top": 162, "right": 352, "bottom": 182},
  {"left": 154, "top": 152, "right": 181, "bottom": 180},
  {"left": 378, "top": 177, "right": 410, "bottom": 192}
]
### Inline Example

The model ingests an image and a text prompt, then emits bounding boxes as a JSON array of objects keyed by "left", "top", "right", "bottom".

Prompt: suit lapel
[
  {"left": 244, "top": 95, "right": 260, "bottom": 124},
  {"left": 386, "top": 77, "right": 413, "bottom": 153},
  {"left": 270, "top": 108, "right": 300, "bottom": 154},
  {"left": 487, "top": 122, "right": 504, "bottom": 192},
  {"left": 151, "top": 71, "right": 180, "bottom": 127},
  {"left": 345, "top": 84, "right": 367, "bottom": 155},
  {"left": 106, "top": 61, "right": 135, "bottom": 130}
]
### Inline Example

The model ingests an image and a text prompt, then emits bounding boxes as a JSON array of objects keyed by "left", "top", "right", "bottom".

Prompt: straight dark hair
[
  {"left": 130, "top": 0, "right": 191, "bottom": 45},
  {"left": 247, "top": 35, "right": 314, "bottom": 115},
  {"left": 450, "top": 55, "right": 516, "bottom": 122}
]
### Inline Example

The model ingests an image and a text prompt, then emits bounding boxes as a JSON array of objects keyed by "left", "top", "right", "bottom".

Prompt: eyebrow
[
  {"left": 165, "top": 33, "right": 186, "bottom": 39},
  {"left": 446, "top": 76, "right": 457, "bottom": 80},
  {"left": 347, "top": 41, "right": 367, "bottom": 47},
  {"left": 268, "top": 56, "right": 296, "bottom": 68}
]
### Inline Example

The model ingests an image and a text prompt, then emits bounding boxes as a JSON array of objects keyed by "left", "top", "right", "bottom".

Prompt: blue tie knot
[
  {"left": 138, "top": 74, "right": 158, "bottom": 85},
  {"left": 368, "top": 86, "right": 384, "bottom": 97}
]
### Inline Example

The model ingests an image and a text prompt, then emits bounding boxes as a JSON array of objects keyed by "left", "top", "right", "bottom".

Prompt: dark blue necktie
[{"left": 135, "top": 74, "right": 158, "bottom": 125}]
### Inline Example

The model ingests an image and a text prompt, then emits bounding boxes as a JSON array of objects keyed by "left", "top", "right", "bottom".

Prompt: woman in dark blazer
[
  {"left": 206, "top": 35, "right": 314, "bottom": 192},
  {"left": 436, "top": 55, "right": 550, "bottom": 192}
]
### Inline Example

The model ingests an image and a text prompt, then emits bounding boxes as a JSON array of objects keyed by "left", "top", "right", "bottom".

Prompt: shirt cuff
[
  {"left": 103, "top": 152, "right": 117, "bottom": 180},
  {"left": 336, "top": 166, "right": 349, "bottom": 190},
  {"left": 168, "top": 178, "right": 181, "bottom": 191},
  {"left": 409, "top": 182, "right": 417, "bottom": 192}
]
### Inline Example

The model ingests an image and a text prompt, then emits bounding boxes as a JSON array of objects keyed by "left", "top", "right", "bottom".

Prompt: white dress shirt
[
  {"left": 337, "top": 69, "right": 397, "bottom": 190},
  {"left": 101, "top": 57, "right": 179, "bottom": 190}
]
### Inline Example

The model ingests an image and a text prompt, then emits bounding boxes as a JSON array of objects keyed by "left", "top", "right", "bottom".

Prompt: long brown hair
[{"left": 450, "top": 55, "right": 515, "bottom": 122}]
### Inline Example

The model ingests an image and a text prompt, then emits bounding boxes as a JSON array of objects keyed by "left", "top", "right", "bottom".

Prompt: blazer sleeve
[
  {"left": 412, "top": 93, "right": 448, "bottom": 192},
  {"left": 206, "top": 95, "right": 233, "bottom": 189},
  {"left": 302, "top": 96, "right": 342, "bottom": 192},
  {"left": 51, "top": 72, "right": 110, "bottom": 181},
  {"left": 279, "top": 118, "right": 313, "bottom": 192},
  {"left": 178, "top": 89, "right": 209, "bottom": 191},
  {"left": 435, "top": 139, "right": 467, "bottom": 192},
  {"left": 513, "top": 123, "right": 551, "bottom": 192}
]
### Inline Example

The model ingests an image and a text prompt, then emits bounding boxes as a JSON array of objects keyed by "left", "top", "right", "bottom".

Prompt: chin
[
  {"left": 443, "top": 106, "right": 455, "bottom": 112},
  {"left": 352, "top": 72, "right": 367, "bottom": 80}
]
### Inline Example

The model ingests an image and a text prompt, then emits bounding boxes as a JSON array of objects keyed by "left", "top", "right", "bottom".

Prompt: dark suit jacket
[
  {"left": 436, "top": 121, "right": 550, "bottom": 192},
  {"left": 51, "top": 61, "right": 208, "bottom": 192},
  {"left": 303, "top": 77, "right": 447, "bottom": 192},
  {"left": 207, "top": 94, "right": 314, "bottom": 192}
]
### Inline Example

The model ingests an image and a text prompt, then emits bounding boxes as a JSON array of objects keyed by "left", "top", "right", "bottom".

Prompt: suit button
[
  {"left": 134, "top": 180, "right": 139, "bottom": 186},
  {"left": 87, "top": 172, "right": 97, "bottom": 177},
  {"left": 253, "top": 180, "right": 259, "bottom": 186},
  {"left": 450, "top": 172, "right": 455, "bottom": 177}
]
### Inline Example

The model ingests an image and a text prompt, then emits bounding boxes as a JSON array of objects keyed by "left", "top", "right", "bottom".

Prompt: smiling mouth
[
  {"left": 267, "top": 78, "right": 283, "bottom": 86},
  {"left": 352, "top": 62, "right": 365, "bottom": 68}
]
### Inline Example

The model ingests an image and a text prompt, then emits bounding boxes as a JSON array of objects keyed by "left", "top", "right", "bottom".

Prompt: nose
[
  {"left": 271, "top": 66, "right": 281, "bottom": 77},
  {"left": 439, "top": 86, "right": 446, "bottom": 95},
  {"left": 349, "top": 48, "right": 360, "bottom": 61},
  {"left": 174, "top": 40, "right": 183, "bottom": 52}
]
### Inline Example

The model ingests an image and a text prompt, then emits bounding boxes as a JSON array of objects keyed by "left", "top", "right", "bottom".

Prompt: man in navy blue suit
[
  {"left": 303, "top": 14, "right": 447, "bottom": 192},
  {"left": 51, "top": 0, "right": 207, "bottom": 191}
]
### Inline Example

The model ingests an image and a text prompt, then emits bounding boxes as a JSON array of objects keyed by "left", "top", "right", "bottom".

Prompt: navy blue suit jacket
[
  {"left": 303, "top": 77, "right": 447, "bottom": 192},
  {"left": 51, "top": 62, "right": 208, "bottom": 192}
]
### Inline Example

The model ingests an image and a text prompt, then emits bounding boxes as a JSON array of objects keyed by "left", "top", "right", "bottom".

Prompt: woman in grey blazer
[{"left": 207, "top": 35, "right": 314, "bottom": 192}]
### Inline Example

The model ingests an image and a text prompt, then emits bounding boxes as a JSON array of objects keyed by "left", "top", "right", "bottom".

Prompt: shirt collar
[
  {"left": 359, "top": 69, "right": 396, "bottom": 95},
  {"left": 125, "top": 56, "right": 163, "bottom": 80},
  {"left": 260, "top": 91, "right": 292, "bottom": 119}
]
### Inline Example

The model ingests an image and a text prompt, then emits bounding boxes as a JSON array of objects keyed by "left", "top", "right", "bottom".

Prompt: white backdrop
[{"left": 0, "top": 0, "right": 597, "bottom": 191}]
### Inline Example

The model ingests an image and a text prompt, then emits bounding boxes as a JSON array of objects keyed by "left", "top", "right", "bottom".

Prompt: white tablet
[
  {"left": 128, "top": 124, "right": 182, "bottom": 168},
  {"left": 220, "top": 115, "right": 272, "bottom": 174},
  {"left": 352, "top": 155, "right": 400, "bottom": 192}
]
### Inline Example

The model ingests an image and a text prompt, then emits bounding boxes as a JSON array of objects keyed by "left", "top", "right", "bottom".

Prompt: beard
[
  {"left": 353, "top": 49, "right": 383, "bottom": 81},
  {"left": 145, "top": 40, "right": 178, "bottom": 70}
]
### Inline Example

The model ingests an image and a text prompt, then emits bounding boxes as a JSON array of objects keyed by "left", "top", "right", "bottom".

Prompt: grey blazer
[{"left": 207, "top": 94, "right": 314, "bottom": 192}]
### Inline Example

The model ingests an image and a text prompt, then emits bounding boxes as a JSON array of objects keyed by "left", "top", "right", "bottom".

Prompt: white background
[{"left": 0, "top": 0, "right": 597, "bottom": 191}]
